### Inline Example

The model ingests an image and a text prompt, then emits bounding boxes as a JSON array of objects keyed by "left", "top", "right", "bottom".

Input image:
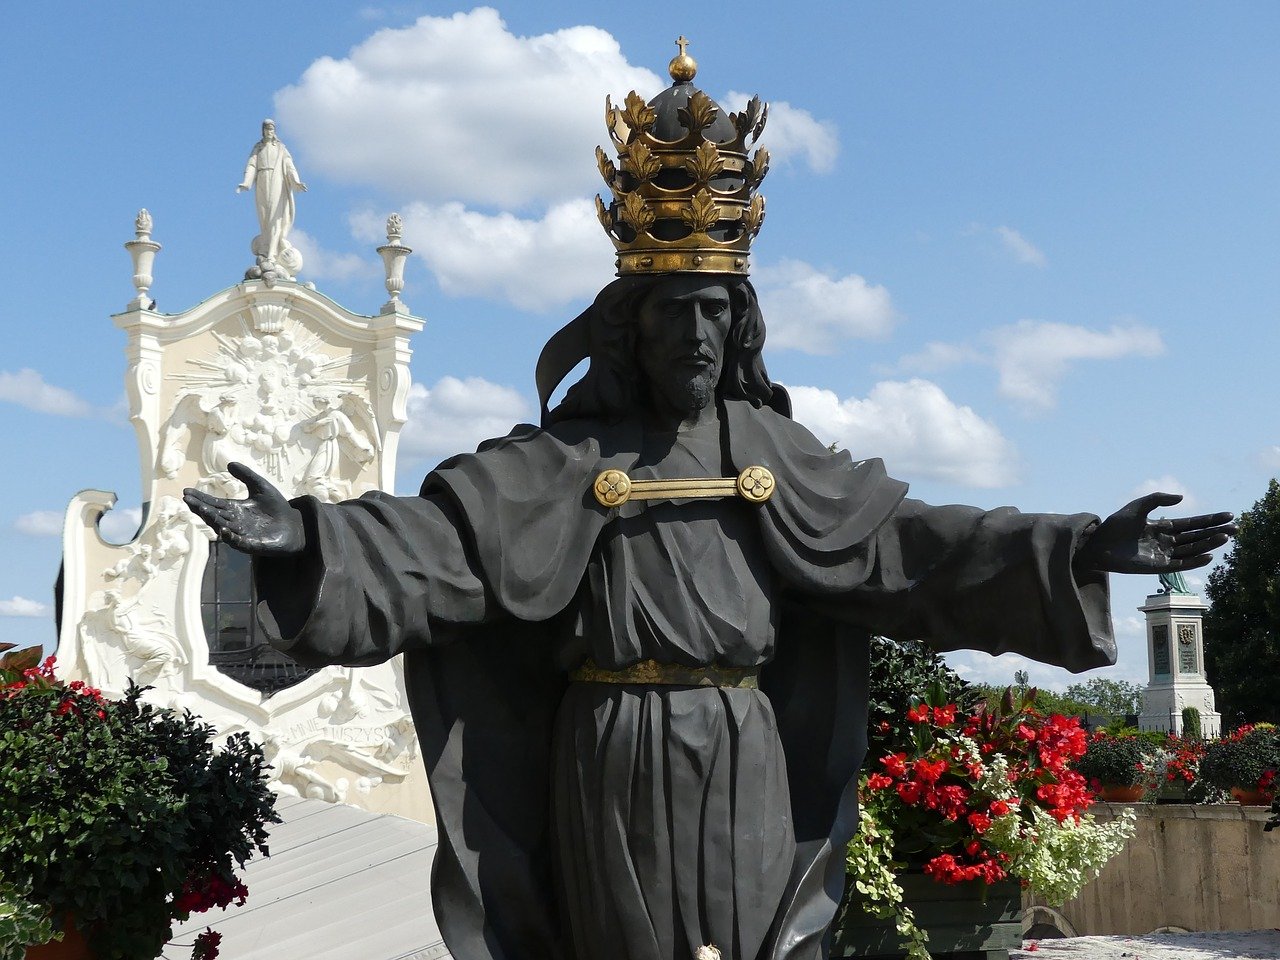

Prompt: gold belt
[{"left": 569, "top": 658, "right": 760, "bottom": 689}]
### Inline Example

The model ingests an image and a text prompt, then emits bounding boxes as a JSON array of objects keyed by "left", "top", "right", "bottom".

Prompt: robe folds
[{"left": 253, "top": 398, "right": 1115, "bottom": 960}]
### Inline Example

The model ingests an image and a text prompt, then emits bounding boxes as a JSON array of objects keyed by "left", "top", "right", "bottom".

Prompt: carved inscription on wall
[
  {"left": 1177, "top": 623, "right": 1198, "bottom": 674},
  {"left": 1152, "top": 624, "right": 1171, "bottom": 676}
]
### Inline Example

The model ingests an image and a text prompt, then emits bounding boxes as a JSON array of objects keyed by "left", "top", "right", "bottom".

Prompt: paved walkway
[{"left": 1013, "top": 930, "right": 1280, "bottom": 959}]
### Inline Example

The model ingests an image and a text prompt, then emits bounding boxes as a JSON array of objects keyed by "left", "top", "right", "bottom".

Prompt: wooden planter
[
  {"left": 1230, "top": 786, "right": 1275, "bottom": 806},
  {"left": 25, "top": 916, "right": 94, "bottom": 960},
  {"left": 832, "top": 873, "right": 1023, "bottom": 960}
]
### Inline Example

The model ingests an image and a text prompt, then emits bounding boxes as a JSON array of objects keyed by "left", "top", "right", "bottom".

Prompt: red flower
[
  {"left": 906, "top": 703, "right": 931, "bottom": 724},
  {"left": 932, "top": 704, "right": 958, "bottom": 726},
  {"left": 1016, "top": 724, "right": 1037, "bottom": 743},
  {"left": 967, "top": 812, "right": 992, "bottom": 834},
  {"left": 881, "top": 753, "right": 908, "bottom": 778},
  {"left": 911, "top": 758, "right": 949, "bottom": 784},
  {"left": 866, "top": 773, "right": 894, "bottom": 790},
  {"left": 988, "top": 800, "right": 1012, "bottom": 817},
  {"left": 193, "top": 929, "right": 222, "bottom": 960}
]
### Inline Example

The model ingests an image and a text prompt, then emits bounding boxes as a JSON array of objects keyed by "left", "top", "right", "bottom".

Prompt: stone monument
[
  {"left": 57, "top": 173, "right": 432, "bottom": 820},
  {"left": 1138, "top": 575, "right": 1222, "bottom": 736}
]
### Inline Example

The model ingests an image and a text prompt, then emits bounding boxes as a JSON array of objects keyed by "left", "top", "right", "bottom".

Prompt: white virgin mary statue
[{"left": 237, "top": 119, "right": 307, "bottom": 275}]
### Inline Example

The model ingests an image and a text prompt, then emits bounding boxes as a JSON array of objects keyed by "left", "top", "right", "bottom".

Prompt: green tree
[
  {"left": 1204, "top": 479, "right": 1280, "bottom": 724},
  {"left": 1063, "top": 677, "right": 1143, "bottom": 717}
]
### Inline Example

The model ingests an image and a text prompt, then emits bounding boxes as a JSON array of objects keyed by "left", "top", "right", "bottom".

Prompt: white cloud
[
  {"left": 723, "top": 90, "right": 838, "bottom": 173},
  {"left": 755, "top": 259, "right": 898, "bottom": 355},
  {"left": 0, "top": 369, "right": 95, "bottom": 418},
  {"left": 14, "top": 510, "right": 62, "bottom": 537},
  {"left": 889, "top": 341, "right": 983, "bottom": 375},
  {"left": 290, "top": 229, "right": 377, "bottom": 283},
  {"left": 1129, "top": 475, "right": 1198, "bottom": 514},
  {"left": 786, "top": 379, "right": 1019, "bottom": 488},
  {"left": 276, "top": 8, "right": 662, "bottom": 207},
  {"left": 99, "top": 507, "right": 143, "bottom": 544},
  {"left": 355, "top": 200, "right": 614, "bottom": 312},
  {"left": 987, "top": 320, "right": 1164, "bottom": 410},
  {"left": 400, "top": 376, "right": 531, "bottom": 462},
  {"left": 994, "top": 225, "right": 1046, "bottom": 267},
  {"left": 0, "top": 596, "right": 49, "bottom": 618}
]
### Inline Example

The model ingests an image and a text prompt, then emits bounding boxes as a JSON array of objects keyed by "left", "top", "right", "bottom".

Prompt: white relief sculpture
[
  {"left": 160, "top": 320, "right": 371, "bottom": 498},
  {"left": 300, "top": 394, "right": 380, "bottom": 503},
  {"left": 80, "top": 589, "right": 188, "bottom": 688},
  {"left": 104, "top": 496, "right": 195, "bottom": 582},
  {"left": 262, "top": 734, "right": 348, "bottom": 803},
  {"left": 318, "top": 666, "right": 399, "bottom": 724},
  {"left": 237, "top": 119, "right": 307, "bottom": 283}
]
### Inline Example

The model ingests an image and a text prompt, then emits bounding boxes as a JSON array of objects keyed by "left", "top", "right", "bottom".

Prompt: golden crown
[{"left": 595, "top": 38, "right": 769, "bottom": 276}]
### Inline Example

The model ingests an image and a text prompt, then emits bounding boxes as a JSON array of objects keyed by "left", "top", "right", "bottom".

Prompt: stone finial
[
  {"left": 386, "top": 213, "right": 404, "bottom": 244},
  {"left": 125, "top": 208, "right": 162, "bottom": 310},
  {"left": 377, "top": 213, "right": 412, "bottom": 314}
]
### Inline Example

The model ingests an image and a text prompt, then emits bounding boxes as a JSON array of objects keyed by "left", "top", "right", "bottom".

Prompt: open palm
[
  {"left": 1077, "top": 492, "right": 1235, "bottom": 575},
  {"left": 182, "top": 462, "right": 305, "bottom": 556}
]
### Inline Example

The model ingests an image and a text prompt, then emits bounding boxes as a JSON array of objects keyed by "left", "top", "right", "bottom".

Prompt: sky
[{"left": 1, "top": 2, "right": 1277, "bottom": 693}]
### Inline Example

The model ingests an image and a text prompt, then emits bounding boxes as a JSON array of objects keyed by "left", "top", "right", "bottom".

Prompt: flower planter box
[{"left": 832, "top": 873, "right": 1023, "bottom": 960}]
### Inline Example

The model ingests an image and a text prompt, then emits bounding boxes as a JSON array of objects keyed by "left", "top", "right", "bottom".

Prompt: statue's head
[
  {"left": 261, "top": 118, "right": 277, "bottom": 141},
  {"left": 538, "top": 40, "right": 785, "bottom": 425},
  {"left": 542, "top": 272, "right": 781, "bottom": 425}
]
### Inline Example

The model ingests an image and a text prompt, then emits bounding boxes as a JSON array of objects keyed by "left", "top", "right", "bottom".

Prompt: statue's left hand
[{"left": 1075, "top": 492, "right": 1236, "bottom": 575}]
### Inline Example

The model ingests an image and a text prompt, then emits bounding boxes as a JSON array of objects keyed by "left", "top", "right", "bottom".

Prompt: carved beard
[{"left": 657, "top": 366, "right": 716, "bottom": 416}]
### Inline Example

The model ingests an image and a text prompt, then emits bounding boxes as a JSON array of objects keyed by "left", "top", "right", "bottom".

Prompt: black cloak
[{"left": 255, "top": 398, "right": 1114, "bottom": 960}]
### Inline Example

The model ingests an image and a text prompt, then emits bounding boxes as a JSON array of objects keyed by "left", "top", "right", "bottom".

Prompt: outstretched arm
[
  {"left": 1074, "top": 492, "right": 1235, "bottom": 576},
  {"left": 182, "top": 462, "right": 306, "bottom": 556}
]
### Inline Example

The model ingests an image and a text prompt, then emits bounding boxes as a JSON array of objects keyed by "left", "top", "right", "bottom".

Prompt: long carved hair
[{"left": 543, "top": 275, "right": 788, "bottom": 425}]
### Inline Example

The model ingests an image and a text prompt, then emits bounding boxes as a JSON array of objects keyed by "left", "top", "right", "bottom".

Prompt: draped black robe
[{"left": 253, "top": 398, "right": 1114, "bottom": 960}]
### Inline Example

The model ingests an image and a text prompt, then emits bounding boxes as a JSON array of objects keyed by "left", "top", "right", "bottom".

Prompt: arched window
[{"left": 201, "top": 541, "right": 319, "bottom": 695}]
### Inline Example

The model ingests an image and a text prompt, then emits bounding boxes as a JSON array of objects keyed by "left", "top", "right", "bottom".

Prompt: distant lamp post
[
  {"left": 377, "top": 213, "right": 412, "bottom": 315},
  {"left": 125, "top": 209, "right": 161, "bottom": 310}
]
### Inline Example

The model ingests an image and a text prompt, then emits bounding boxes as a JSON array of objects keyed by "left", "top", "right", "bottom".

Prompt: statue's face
[
  {"left": 636, "top": 276, "right": 731, "bottom": 418},
  {"left": 263, "top": 122, "right": 276, "bottom": 141}
]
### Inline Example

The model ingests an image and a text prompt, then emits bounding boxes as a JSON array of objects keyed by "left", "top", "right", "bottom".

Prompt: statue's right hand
[{"left": 182, "top": 462, "right": 306, "bottom": 557}]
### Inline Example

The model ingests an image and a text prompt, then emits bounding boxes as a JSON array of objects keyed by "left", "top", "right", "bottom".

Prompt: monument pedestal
[{"left": 1136, "top": 590, "right": 1221, "bottom": 737}]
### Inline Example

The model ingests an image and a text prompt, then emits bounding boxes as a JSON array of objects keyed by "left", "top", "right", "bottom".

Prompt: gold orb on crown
[{"left": 595, "top": 37, "right": 769, "bottom": 277}]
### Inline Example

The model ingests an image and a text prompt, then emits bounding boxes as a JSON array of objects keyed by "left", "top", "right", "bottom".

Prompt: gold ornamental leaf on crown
[
  {"left": 621, "top": 192, "right": 655, "bottom": 231},
  {"left": 742, "top": 195, "right": 766, "bottom": 238},
  {"left": 749, "top": 147, "right": 770, "bottom": 189},
  {"left": 730, "top": 96, "right": 766, "bottom": 144},
  {"left": 595, "top": 145, "right": 617, "bottom": 187},
  {"left": 685, "top": 141, "right": 725, "bottom": 185},
  {"left": 594, "top": 195, "right": 612, "bottom": 231},
  {"left": 677, "top": 90, "right": 718, "bottom": 136},
  {"left": 621, "top": 141, "right": 662, "bottom": 183},
  {"left": 620, "top": 91, "right": 656, "bottom": 138},
  {"left": 681, "top": 189, "right": 720, "bottom": 233}
]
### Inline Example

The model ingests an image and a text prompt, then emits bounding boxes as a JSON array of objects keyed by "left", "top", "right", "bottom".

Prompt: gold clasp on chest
[{"left": 592, "top": 466, "right": 774, "bottom": 507}]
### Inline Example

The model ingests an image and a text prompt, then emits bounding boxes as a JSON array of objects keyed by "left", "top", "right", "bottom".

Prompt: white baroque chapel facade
[{"left": 55, "top": 150, "right": 435, "bottom": 821}]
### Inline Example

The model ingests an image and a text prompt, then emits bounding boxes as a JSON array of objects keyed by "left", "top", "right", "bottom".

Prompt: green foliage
[
  {"left": 1063, "top": 678, "right": 1143, "bottom": 717},
  {"left": 0, "top": 882, "right": 57, "bottom": 960},
  {"left": 0, "top": 667, "right": 278, "bottom": 960},
  {"left": 1182, "top": 707, "right": 1203, "bottom": 741},
  {"left": 968, "top": 684, "right": 1094, "bottom": 719},
  {"left": 867, "top": 637, "right": 975, "bottom": 759},
  {"left": 1200, "top": 726, "right": 1280, "bottom": 792},
  {"left": 1075, "top": 733, "right": 1150, "bottom": 788},
  {"left": 1204, "top": 479, "right": 1280, "bottom": 724}
]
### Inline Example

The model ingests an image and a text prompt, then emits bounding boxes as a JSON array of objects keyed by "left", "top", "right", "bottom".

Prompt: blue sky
[{"left": 1, "top": 3, "right": 1277, "bottom": 691}]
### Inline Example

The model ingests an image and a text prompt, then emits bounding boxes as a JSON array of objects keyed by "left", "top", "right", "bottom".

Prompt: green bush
[
  {"left": 867, "top": 637, "right": 974, "bottom": 759},
  {"left": 1200, "top": 726, "right": 1280, "bottom": 792},
  {"left": 0, "top": 657, "right": 278, "bottom": 960},
  {"left": 1182, "top": 707, "right": 1203, "bottom": 741},
  {"left": 1075, "top": 733, "right": 1151, "bottom": 788}
]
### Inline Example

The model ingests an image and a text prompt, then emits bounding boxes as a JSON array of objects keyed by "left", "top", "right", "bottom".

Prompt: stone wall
[{"left": 1027, "top": 802, "right": 1280, "bottom": 935}]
